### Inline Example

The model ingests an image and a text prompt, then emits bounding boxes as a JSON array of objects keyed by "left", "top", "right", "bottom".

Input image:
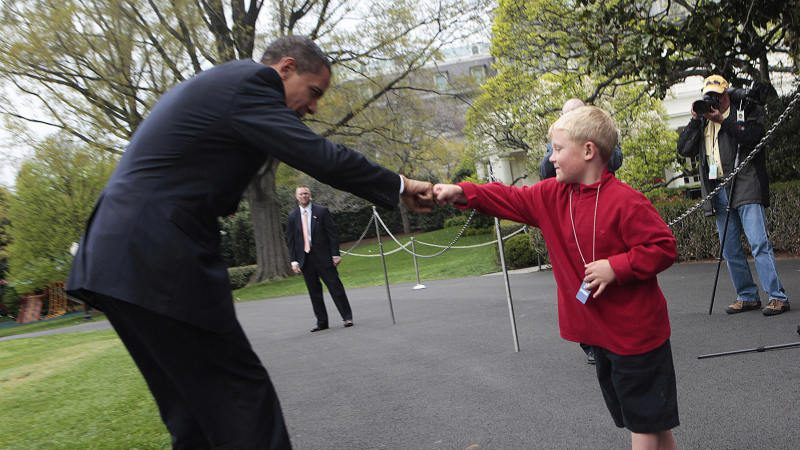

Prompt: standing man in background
[
  {"left": 287, "top": 185, "right": 353, "bottom": 332},
  {"left": 677, "top": 74, "right": 788, "bottom": 316}
]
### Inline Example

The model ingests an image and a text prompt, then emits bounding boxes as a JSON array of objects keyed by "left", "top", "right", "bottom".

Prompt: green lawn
[
  {"left": 0, "top": 311, "right": 106, "bottom": 338},
  {"left": 0, "top": 228, "right": 503, "bottom": 337},
  {"left": 0, "top": 330, "right": 169, "bottom": 449},
  {"left": 0, "top": 227, "right": 507, "bottom": 448},
  {"left": 234, "top": 227, "right": 502, "bottom": 301}
]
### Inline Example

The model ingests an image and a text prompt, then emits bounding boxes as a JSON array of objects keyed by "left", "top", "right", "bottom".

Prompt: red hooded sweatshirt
[{"left": 458, "top": 171, "right": 677, "bottom": 355}]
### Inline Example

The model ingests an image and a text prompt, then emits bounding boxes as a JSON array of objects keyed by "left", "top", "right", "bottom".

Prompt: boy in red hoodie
[{"left": 434, "top": 106, "right": 679, "bottom": 450}]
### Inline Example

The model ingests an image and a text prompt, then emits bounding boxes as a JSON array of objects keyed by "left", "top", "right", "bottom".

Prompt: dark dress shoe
[
  {"left": 310, "top": 325, "right": 328, "bottom": 332},
  {"left": 343, "top": 320, "right": 354, "bottom": 327}
]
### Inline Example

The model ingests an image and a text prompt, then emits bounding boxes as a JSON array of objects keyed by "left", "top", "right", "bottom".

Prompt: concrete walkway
[{"left": 5, "top": 259, "right": 800, "bottom": 449}]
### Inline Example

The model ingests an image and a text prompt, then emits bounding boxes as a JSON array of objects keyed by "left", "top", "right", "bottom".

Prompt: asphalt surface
[{"left": 5, "top": 259, "right": 800, "bottom": 449}]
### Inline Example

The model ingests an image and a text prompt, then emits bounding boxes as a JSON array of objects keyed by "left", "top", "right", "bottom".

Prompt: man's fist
[{"left": 400, "top": 175, "right": 434, "bottom": 213}]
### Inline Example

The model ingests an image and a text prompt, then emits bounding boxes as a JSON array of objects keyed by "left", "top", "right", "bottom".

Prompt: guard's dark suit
[
  {"left": 287, "top": 204, "right": 351, "bottom": 327},
  {"left": 67, "top": 60, "right": 399, "bottom": 449}
]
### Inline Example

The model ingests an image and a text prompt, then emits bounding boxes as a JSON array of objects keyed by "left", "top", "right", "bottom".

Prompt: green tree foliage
[
  {"left": 6, "top": 135, "right": 115, "bottom": 294},
  {"left": 310, "top": 72, "right": 476, "bottom": 231},
  {"left": 469, "top": 0, "right": 800, "bottom": 190},
  {"left": 0, "top": 186, "right": 10, "bottom": 279},
  {"left": 467, "top": 0, "right": 678, "bottom": 192},
  {"left": 572, "top": 0, "right": 798, "bottom": 94},
  {"left": 559, "top": 0, "right": 800, "bottom": 182},
  {"left": 220, "top": 201, "right": 257, "bottom": 268},
  {"left": 0, "top": 0, "right": 491, "bottom": 283}
]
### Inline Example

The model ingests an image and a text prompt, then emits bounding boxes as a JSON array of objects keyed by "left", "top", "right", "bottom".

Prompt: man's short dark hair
[{"left": 261, "top": 36, "right": 331, "bottom": 74}]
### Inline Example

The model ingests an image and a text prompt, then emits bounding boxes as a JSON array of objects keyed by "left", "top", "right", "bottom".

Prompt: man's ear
[{"left": 275, "top": 57, "right": 297, "bottom": 80}]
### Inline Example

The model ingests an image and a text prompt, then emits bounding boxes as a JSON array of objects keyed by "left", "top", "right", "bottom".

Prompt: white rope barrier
[
  {"left": 340, "top": 240, "right": 411, "bottom": 257},
  {"left": 413, "top": 226, "right": 527, "bottom": 250}
]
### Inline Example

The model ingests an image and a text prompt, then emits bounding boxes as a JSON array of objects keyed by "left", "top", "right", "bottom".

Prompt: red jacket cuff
[
  {"left": 457, "top": 182, "right": 478, "bottom": 209},
  {"left": 608, "top": 253, "right": 634, "bottom": 285}
]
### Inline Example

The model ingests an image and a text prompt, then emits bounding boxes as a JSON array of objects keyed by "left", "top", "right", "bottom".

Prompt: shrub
[
  {"left": 228, "top": 265, "right": 257, "bottom": 290},
  {"left": 6, "top": 137, "right": 114, "bottom": 294},
  {"left": 443, "top": 215, "right": 467, "bottom": 229},
  {"left": 220, "top": 201, "right": 256, "bottom": 268},
  {"left": 654, "top": 180, "right": 800, "bottom": 261},
  {"left": 1, "top": 283, "right": 19, "bottom": 317},
  {"left": 766, "top": 180, "right": 800, "bottom": 254},
  {"left": 502, "top": 234, "right": 536, "bottom": 269}
]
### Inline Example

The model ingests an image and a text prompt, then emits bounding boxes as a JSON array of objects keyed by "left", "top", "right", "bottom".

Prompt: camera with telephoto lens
[
  {"left": 692, "top": 92, "right": 722, "bottom": 115},
  {"left": 692, "top": 81, "right": 768, "bottom": 116}
]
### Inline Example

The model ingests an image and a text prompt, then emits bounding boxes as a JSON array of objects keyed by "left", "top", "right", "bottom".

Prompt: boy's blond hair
[{"left": 548, "top": 106, "right": 618, "bottom": 162}]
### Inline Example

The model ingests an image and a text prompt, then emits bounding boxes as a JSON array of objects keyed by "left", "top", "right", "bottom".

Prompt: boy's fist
[{"left": 433, "top": 183, "right": 467, "bottom": 206}]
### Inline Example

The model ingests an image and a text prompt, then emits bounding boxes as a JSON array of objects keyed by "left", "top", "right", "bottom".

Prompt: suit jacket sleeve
[
  {"left": 230, "top": 68, "right": 400, "bottom": 209},
  {"left": 320, "top": 207, "right": 341, "bottom": 258},
  {"left": 286, "top": 210, "right": 299, "bottom": 262}
]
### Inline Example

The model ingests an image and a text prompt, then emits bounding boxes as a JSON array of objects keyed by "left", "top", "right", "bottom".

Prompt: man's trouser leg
[
  {"left": 91, "top": 293, "right": 292, "bottom": 450},
  {"left": 319, "top": 265, "right": 352, "bottom": 322},
  {"left": 737, "top": 203, "right": 788, "bottom": 301},
  {"left": 302, "top": 259, "right": 328, "bottom": 326},
  {"left": 713, "top": 189, "right": 759, "bottom": 300}
]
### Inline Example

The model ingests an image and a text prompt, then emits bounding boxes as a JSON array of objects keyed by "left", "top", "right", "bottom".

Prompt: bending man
[{"left": 68, "top": 36, "right": 433, "bottom": 449}]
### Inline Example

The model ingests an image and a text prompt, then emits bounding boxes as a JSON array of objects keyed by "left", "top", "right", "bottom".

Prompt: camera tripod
[
  {"left": 698, "top": 325, "right": 800, "bottom": 359},
  {"left": 707, "top": 152, "right": 739, "bottom": 316}
]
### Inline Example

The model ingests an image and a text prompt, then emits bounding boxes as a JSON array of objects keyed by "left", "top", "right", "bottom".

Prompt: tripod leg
[{"left": 709, "top": 185, "right": 735, "bottom": 315}]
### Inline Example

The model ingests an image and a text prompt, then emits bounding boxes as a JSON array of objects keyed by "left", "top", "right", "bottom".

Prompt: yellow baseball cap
[{"left": 702, "top": 75, "right": 729, "bottom": 94}]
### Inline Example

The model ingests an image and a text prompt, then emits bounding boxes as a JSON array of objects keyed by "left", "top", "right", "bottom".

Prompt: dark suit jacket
[
  {"left": 287, "top": 204, "right": 340, "bottom": 269},
  {"left": 67, "top": 60, "right": 400, "bottom": 331}
]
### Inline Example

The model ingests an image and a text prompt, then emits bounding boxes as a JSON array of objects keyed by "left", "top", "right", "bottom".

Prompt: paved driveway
[
  {"left": 240, "top": 259, "right": 800, "bottom": 450},
  {"left": 6, "top": 259, "right": 800, "bottom": 449}
]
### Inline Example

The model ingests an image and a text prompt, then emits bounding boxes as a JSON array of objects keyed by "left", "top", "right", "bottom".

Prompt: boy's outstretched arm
[{"left": 433, "top": 183, "right": 468, "bottom": 206}]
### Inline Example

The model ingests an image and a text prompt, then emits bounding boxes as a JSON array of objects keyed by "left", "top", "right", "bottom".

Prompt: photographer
[{"left": 677, "top": 75, "right": 789, "bottom": 316}]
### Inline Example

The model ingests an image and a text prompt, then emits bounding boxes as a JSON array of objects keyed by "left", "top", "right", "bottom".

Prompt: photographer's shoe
[
  {"left": 725, "top": 300, "right": 761, "bottom": 314},
  {"left": 762, "top": 299, "right": 790, "bottom": 316}
]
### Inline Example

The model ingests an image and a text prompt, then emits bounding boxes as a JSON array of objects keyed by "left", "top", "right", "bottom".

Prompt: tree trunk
[
  {"left": 400, "top": 203, "right": 411, "bottom": 234},
  {"left": 247, "top": 158, "right": 290, "bottom": 283}
]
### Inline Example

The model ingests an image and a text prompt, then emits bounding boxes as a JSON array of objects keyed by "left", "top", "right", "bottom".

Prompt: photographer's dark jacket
[{"left": 676, "top": 101, "right": 768, "bottom": 215}]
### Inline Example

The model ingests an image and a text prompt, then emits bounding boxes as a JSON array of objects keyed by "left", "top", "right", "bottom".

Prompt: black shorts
[{"left": 594, "top": 340, "right": 679, "bottom": 433}]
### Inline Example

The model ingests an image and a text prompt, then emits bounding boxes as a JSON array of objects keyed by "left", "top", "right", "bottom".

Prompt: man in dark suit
[
  {"left": 67, "top": 35, "right": 433, "bottom": 449},
  {"left": 287, "top": 185, "right": 353, "bottom": 331}
]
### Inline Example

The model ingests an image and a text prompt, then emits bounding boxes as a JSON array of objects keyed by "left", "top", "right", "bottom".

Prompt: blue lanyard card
[{"left": 576, "top": 281, "right": 592, "bottom": 304}]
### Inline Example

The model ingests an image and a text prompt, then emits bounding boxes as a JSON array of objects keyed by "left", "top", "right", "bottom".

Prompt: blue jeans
[{"left": 711, "top": 188, "right": 787, "bottom": 302}]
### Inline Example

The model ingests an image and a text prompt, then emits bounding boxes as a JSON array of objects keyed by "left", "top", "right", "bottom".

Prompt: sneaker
[
  {"left": 762, "top": 299, "right": 790, "bottom": 316},
  {"left": 725, "top": 300, "right": 762, "bottom": 314}
]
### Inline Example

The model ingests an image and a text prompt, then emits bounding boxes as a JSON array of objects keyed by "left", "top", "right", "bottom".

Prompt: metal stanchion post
[
  {"left": 410, "top": 237, "right": 426, "bottom": 290},
  {"left": 373, "top": 207, "right": 396, "bottom": 324},
  {"left": 495, "top": 217, "right": 520, "bottom": 352}
]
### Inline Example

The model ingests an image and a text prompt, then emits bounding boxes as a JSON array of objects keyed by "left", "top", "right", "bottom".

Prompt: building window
[
  {"left": 470, "top": 65, "right": 486, "bottom": 83},
  {"left": 435, "top": 72, "right": 449, "bottom": 91}
]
